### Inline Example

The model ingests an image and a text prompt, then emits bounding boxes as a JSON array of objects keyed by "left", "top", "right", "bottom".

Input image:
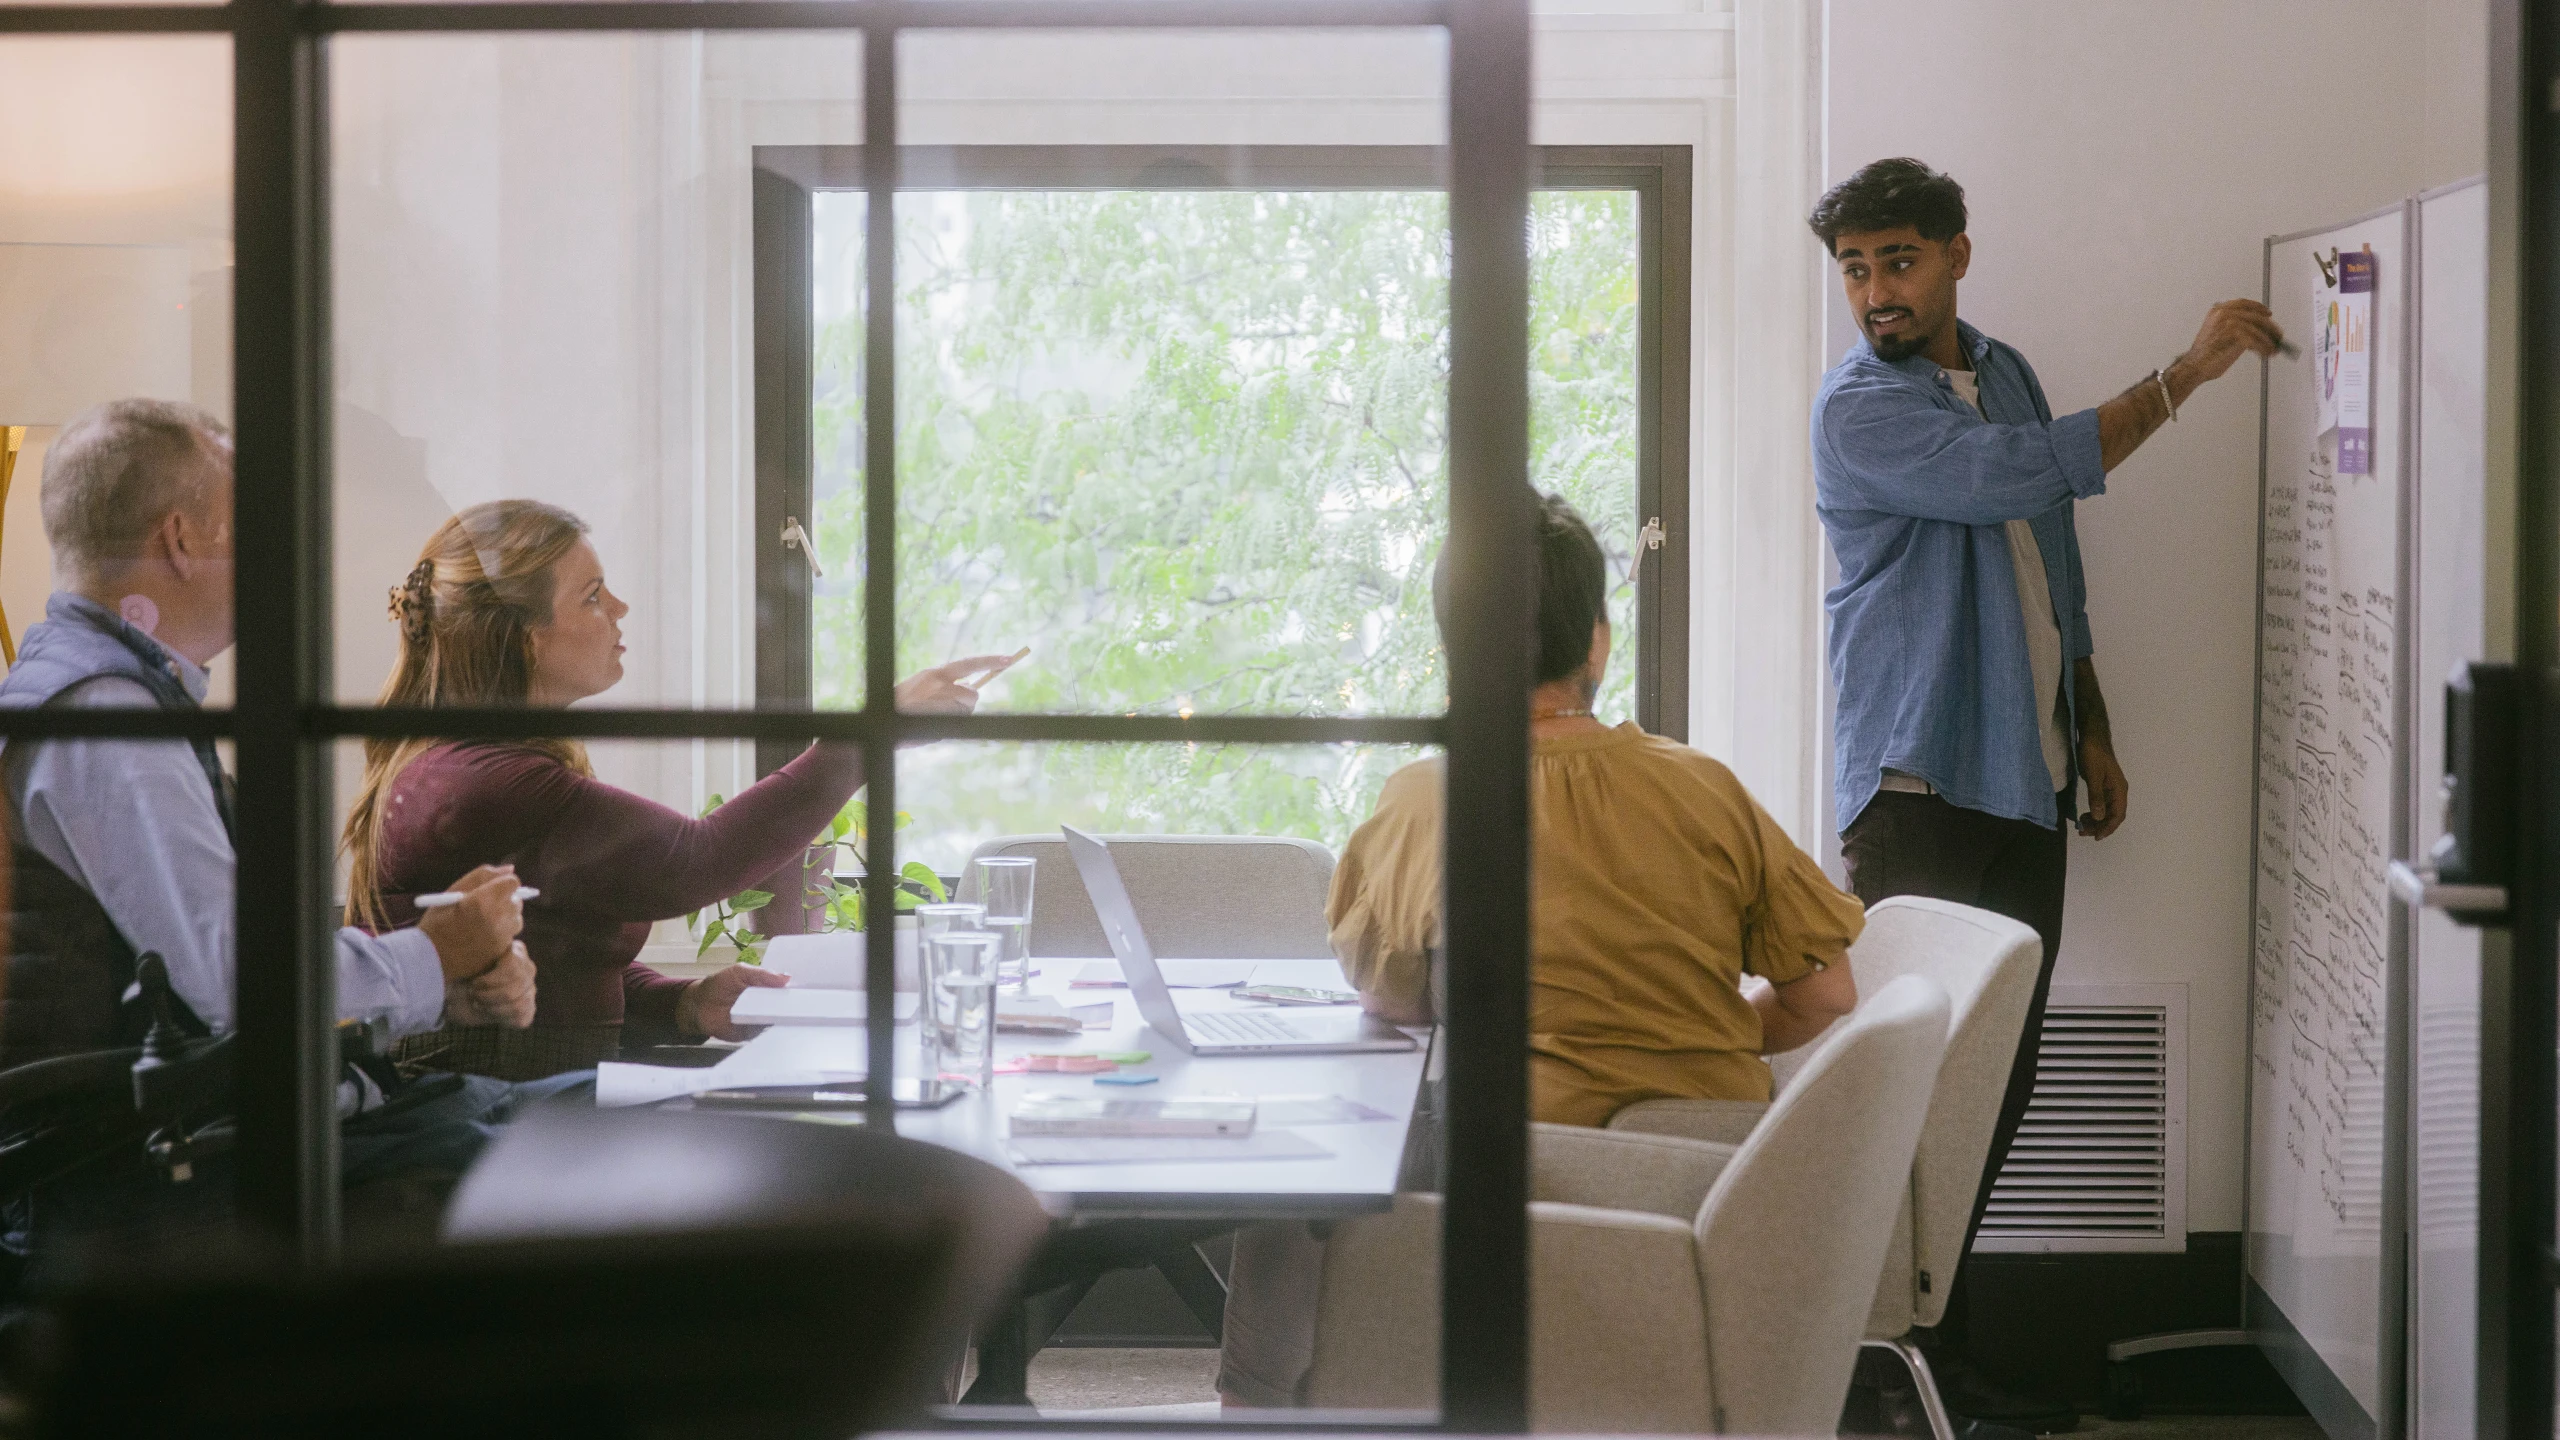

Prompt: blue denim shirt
[{"left": 1814, "top": 321, "right": 2105, "bottom": 833}]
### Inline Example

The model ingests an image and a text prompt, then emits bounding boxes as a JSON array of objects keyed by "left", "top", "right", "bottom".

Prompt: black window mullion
[
  {"left": 231, "top": 0, "right": 340, "bottom": 1260},
  {"left": 860, "top": 22, "right": 901, "bottom": 1133},
  {"left": 1438, "top": 1, "right": 1534, "bottom": 1430},
  {"left": 2481, "top": 0, "right": 2560, "bottom": 1435}
]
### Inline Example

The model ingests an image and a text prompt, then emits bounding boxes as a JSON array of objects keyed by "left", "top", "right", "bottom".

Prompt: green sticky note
[
  {"left": 1096, "top": 1051, "right": 1152, "bottom": 1065},
  {"left": 1095, "top": 1073, "right": 1158, "bottom": 1086}
]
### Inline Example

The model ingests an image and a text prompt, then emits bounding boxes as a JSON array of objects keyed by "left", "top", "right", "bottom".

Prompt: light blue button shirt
[
  {"left": 1813, "top": 320, "right": 2103, "bottom": 832},
  {"left": 1, "top": 643, "right": 446, "bottom": 1038}
]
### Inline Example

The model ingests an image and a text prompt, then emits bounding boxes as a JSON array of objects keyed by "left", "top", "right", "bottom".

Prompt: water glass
[
  {"left": 967, "top": 856, "right": 1037, "bottom": 994},
  {"left": 913, "top": 900, "right": 987, "bottom": 940},
  {"left": 925, "top": 930, "right": 1001, "bottom": 1092}
]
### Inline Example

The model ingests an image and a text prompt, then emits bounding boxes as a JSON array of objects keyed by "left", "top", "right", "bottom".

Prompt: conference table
[
  {"left": 672, "top": 955, "right": 1432, "bottom": 1219},
  {"left": 642, "top": 953, "right": 1433, "bottom": 1408}
]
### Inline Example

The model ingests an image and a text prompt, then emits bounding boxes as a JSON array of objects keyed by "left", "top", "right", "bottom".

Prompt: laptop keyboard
[{"left": 1190, "top": 1010, "right": 1310, "bottom": 1044}]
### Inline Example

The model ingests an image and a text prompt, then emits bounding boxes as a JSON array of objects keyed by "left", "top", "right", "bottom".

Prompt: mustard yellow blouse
[{"left": 1328, "top": 723, "right": 1867, "bottom": 1127}]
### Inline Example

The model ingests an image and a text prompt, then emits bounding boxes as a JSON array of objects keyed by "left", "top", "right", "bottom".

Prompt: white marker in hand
[{"left": 414, "top": 886, "right": 540, "bottom": 909}]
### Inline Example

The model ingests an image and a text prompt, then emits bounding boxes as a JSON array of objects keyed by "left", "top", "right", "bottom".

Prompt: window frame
[
  {"left": 748, "top": 142, "right": 1692, "bottom": 764},
  {"left": 0, "top": 3, "right": 1543, "bottom": 1429}
]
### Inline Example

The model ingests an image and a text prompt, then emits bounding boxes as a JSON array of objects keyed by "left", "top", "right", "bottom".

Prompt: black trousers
[{"left": 1840, "top": 787, "right": 2069, "bottom": 1356}]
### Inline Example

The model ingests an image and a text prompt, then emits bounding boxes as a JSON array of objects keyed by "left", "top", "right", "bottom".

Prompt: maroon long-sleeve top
[{"left": 366, "top": 741, "right": 862, "bottom": 1040}]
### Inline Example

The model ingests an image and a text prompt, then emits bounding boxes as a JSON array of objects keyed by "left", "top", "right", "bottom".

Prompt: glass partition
[
  {"left": 327, "top": 31, "right": 867, "bottom": 710},
  {"left": 0, "top": 5, "right": 1537, "bottom": 1431},
  {"left": 0, "top": 35, "right": 231, "bottom": 699}
]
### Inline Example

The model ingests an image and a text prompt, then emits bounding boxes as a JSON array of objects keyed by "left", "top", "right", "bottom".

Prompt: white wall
[
  {"left": 0, "top": 37, "right": 232, "bottom": 692},
  {"left": 329, "top": 34, "right": 747, "bottom": 821},
  {"left": 1826, "top": 0, "right": 2485, "bottom": 1233}
]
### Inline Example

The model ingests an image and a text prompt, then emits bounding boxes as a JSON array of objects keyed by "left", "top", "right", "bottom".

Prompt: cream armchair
[
  {"left": 1609, "top": 896, "right": 2044, "bottom": 1440},
  {"left": 1298, "top": 974, "right": 1954, "bottom": 1434}
]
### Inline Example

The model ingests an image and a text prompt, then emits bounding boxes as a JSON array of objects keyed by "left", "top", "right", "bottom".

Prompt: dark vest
[{"left": 0, "top": 595, "right": 224, "bottom": 1065}]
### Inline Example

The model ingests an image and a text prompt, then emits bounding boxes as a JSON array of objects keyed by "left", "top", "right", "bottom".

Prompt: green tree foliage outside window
[{"left": 807, "top": 189, "right": 1639, "bottom": 872}]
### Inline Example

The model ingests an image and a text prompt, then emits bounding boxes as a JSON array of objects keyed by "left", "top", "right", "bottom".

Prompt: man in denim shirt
[{"left": 1810, "top": 159, "right": 2282, "bottom": 1435}]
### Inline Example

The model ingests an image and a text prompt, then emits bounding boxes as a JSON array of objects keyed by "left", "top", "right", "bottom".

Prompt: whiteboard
[
  {"left": 2248, "top": 202, "right": 2412, "bottom": 1440},
  {"left": 2406, "top": 176, "right": 2487, "bottom": 1440}
]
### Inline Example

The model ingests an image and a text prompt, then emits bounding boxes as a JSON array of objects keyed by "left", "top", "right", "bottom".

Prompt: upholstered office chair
[
  {"left": 1608, "top": 897, "right": 2043, "bottom": 1440},
  {"left": 963, "top": 833, "right": 1334, "bottom": 959},
  {"left": 1295, "top": 973, "right": 1952, "bottom": 1433},
  {"left": 21, "top": 1106, "right": 1050, "bottom": 1439}
]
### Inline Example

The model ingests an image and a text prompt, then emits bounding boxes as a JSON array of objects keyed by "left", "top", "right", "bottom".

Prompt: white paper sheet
[
  {"left": 1005, "top": 1130, "right": 1334, "bottom": 1166},
  {"left": 1071, "top": 959, "right": 1257, "bottom": 989},
  {"left": 1256, "top": 1094, "right": 1395, "bottom": 1126},
  {"left": 728, "top": 988, "right": 918, "bottom": 1026},
  {"left": 760, "top": 932, "right": 863, "bottom": 987},
  {"left": 712, "top": 1025, "right": 876, "bottom": 1083},
  {"left": 594, "top": 1061, "right": 726, "bottom": 1108},
  {"left": 595, "top": 1018, "right": 889, "bottom": 1107},
  {"left": 760, "top": 930, "right": 918, "bottom": 991}
]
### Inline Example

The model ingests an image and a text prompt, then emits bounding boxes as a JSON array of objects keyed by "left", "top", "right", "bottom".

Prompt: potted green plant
[{"left": 686, "top": 796, "right": 949, "bottom": 967}]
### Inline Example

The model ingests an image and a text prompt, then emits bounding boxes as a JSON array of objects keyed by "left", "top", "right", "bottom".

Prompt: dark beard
[{"left": 1869, "top": 327, "right": 1928, "bottom": 362}]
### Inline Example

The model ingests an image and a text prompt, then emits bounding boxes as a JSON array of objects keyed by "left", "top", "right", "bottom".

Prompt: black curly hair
[{"left": 1808, "top": 158, "right": 1968, "bottom": 256}]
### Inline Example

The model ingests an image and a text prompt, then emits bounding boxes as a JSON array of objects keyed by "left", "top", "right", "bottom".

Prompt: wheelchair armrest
[{"left": 0, "top": 1049, "right": 144, "bottom": 1111}]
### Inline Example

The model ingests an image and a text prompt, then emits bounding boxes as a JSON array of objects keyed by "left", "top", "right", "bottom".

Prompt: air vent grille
[{"left": 1976, "top": 987, "right": 2187, "bottom": 1253}]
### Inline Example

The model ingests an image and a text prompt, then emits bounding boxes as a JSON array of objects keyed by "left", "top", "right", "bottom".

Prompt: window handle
[
  {"left": 1629, "top": 516, "right": 1666, "bottom": 586},
  {"left": 782, "top": 517, "right": 825, "bottom": 581}
]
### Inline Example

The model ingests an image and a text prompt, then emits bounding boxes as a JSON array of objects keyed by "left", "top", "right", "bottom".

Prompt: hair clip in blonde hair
[{"left": 390, "top": 558, "right": 437, "bottom": 648}]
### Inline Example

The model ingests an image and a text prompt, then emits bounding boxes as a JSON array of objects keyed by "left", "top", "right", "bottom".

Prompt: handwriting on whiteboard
[{"left": 2255, "top": 439, "right": 2390, "bottom": 1239}]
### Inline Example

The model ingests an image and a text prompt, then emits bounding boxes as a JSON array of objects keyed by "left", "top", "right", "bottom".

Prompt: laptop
[{"left": 1060, "top": 825, "right": 1417, "bottom": 1055}]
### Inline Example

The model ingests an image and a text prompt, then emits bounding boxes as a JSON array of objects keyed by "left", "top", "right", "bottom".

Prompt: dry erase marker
[
  {"left": 2270, "top": 336, "right": 2301, "bottom": 359},
  {"left": 414, "top": 886, "right": 540, "bottom": 909}
]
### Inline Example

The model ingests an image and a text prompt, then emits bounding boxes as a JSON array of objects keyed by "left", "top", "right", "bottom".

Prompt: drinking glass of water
[
  {"left": 967, "top": 856, "right": 1037, "bottom": 995},
  {"left": 913, "top": 900, "right": 986, "bottom": 939},
  {"left": 925, "top": 930, "right": 1001, "bottom": 1092}
]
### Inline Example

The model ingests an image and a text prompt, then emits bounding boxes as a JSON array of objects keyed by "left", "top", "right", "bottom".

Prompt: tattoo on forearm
[
  {"left": 2074, "top": 659, "right": 2112, "bottom": 747},
  {"left": 2095, "top": 374, "right": 2175, "bottom": 470}
]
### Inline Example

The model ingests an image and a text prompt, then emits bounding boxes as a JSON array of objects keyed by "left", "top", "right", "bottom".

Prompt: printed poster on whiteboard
[{"left": 2316, "top": 246, "right": 2377, "bottom": 474}]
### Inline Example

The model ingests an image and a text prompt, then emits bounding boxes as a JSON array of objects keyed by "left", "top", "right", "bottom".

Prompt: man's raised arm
[{"left": 2094, "top": 299, "right": 2287, "bottom": 470}]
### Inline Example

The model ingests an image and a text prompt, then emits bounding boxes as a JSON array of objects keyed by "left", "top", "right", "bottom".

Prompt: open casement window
[{"left": 751, "top": 145, "right": 1690, "bottom": 863}]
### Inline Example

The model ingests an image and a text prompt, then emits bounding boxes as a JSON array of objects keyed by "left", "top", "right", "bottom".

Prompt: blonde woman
[{"left": 345, "top": 499, "right": 1016, "bottom": 1080}]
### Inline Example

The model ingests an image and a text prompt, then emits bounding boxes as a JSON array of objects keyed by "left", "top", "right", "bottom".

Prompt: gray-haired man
[{"left": 1, "top": 398, "right": 553, "bottom": 1257}]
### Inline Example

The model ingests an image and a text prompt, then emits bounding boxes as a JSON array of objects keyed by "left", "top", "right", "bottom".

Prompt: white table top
[{"left": 696, "top": 956, "right": 1428, "bottom": 1223}]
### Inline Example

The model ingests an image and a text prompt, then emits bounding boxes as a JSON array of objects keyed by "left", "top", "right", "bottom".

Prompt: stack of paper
[
  {"left": 727, "top": 988, "right": 918, "bottom": 1027},
  {"left": 595, "top": 1025, "right": 876, "bottom": 1108}
]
